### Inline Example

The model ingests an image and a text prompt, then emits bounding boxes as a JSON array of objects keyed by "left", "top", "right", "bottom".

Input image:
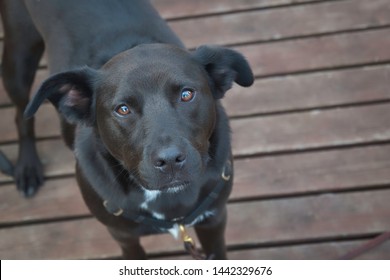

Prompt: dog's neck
[{"left": 208, "top": 102, "right": 232, "bottom": 168}]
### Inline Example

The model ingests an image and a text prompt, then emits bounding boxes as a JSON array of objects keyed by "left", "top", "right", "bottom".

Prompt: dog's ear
[
  {"left": 25, "top": 67, "right": 98, "bottom": 125},
  {"left": 192, "top": 45, "right": 254, "bottom": 99}
]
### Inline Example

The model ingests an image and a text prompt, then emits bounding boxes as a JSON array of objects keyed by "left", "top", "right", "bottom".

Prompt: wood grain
[
  {"left": 1, "top": 189, "right": 389, "bottom": 259},
  {"left": 231, "top": 103, "right": 390, "bottom": 156},
  {"left": 236, "top": 28, "right": 390, "bottom": 78},
  {"left": 223, "top": 65, "right": 390, "bottom": 117},
  {"left": 169, "top": 0, "right": 390, "bottom": 48},
  {"left": 152, "top": 0, "right": 326, "bottom": 19}
]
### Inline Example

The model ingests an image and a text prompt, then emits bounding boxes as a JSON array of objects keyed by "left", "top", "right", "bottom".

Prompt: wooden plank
[
  {"left": 0, "top": 177, "right": 88, "bottom": 224},
  {"left": 227, "top": 240, "right": 390, "bottom": 260},
  {"left": 0, "top": 218, "right": 119, "bottom": 260},
  {"left": 231, "top": 103, "right": 390, "bottom": 156},
  {"left": 163, "top": 240, "right": 390, "bottom": 260},
  {"left": 237, "top": 28, "right": 390, "bottom": 78},
  {"left": 226, "top": 190, "right": 390, "bottom": 246},
  {"left": 0, "top": 139, "right": 74, "bottom": 183},
  {"left": 233, "top": 144, "right": 390, "bottom": 200},
  {"left": 1, "top": 189, "right": 389, "bottom": 259},
  {"left": 2, "top": 144, "right": 390, "bottom": 224},
  {"left": 152, "top": 0, "right": 328, "bottom": 19},
  {"left": 169, "top": 0, "right": 390, "bottom": 48},
  {"left": 223, "top": 65, "right": 390, "bottom": 117}
]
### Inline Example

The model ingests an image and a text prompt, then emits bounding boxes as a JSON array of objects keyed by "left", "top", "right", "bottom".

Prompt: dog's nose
[{"left": 153, "top": 146, "right": 186, "bottom": 173}]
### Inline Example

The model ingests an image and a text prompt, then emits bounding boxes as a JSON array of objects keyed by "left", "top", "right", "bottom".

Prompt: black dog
[{"left": 2, "top": 0, "right": 253, "bottom": 259}]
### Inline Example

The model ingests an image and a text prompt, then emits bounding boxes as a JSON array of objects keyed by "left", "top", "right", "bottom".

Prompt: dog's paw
[{"left": 14, "top": 155, "right": 44, "bottom": 197}]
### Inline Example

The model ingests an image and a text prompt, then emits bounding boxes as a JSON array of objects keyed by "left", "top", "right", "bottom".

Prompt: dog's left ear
[
  {"left": 24, "top": 67, "right": 98, "bottom": 126},
  {"left": 192, "top": 45, "right": 254, "bottom": 99}
]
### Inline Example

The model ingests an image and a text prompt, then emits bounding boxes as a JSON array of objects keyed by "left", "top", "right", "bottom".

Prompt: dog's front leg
[
  {"left": 1, "top": 0, "right": 45, "bottom": 197},
  {"left": 107, "top": 226, "right": 147, "bottom": 260},
  {"left": 195, "top": 207, "right": 228, "bottom": 260}
]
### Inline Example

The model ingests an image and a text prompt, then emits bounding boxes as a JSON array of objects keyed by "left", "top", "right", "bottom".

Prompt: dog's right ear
[{"left": 25, "top": 67, "right": 98, "bottom": 126}]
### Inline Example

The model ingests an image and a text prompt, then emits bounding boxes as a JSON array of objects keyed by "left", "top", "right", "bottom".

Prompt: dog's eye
[
  {"left": 115, "top": 104, "right": 131, "bottom": 116},
  {"left": 180, "top": 89, "right": 196, "bottom": 102}
]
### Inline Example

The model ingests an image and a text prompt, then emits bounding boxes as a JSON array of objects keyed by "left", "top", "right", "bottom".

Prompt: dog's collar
[{"left": 102, "top": 159, "right": 232, "bottom": 230}]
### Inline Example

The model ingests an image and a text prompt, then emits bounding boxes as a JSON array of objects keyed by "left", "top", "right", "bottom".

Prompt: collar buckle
[
  {"left": 103, "top": 200, "right": 124, "bottom": 216},
  {"left": 179, "top": 224, "right": 195, "bottom": 247}
]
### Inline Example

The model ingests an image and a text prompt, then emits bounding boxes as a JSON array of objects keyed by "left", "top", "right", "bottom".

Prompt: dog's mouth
[
  {"left": 152, "top": 181, "right": 190, "bottom": 194},
  {"left": 141, "top": 180, "right": 191, "bottom": 193},
  {"left": 161, "top": 180, "right": 191, "bottom": 193}
]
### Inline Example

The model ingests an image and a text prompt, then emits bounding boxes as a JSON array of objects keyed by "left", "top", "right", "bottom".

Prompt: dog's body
[{"left": 1, "top": 0, "right": 253, "bottom": 259}]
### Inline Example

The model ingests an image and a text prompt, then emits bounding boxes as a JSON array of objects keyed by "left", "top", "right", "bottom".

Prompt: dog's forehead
[
  {"left": 102, "top": 44, "right": 199, "bottom": 75},
  {"left": 98, "top": 44, "right": 208, "bottom": 96}
]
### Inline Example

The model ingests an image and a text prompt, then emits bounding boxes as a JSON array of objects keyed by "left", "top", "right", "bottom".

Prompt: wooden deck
[{"left": 1, "top": 0, "right": 390, "bottom": 259}]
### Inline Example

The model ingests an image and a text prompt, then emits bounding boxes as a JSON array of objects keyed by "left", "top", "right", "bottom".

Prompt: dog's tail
[{"left": 0, "top": 150, "right": 14, "bottom": 177}]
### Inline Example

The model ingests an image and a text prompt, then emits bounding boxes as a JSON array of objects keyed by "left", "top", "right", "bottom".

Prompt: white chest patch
[
  {"left": 140, "top": 189, "right": 166, "bottom": 220},
  {"left": 140, "top": 188, "right": 216, "bottom": 239},
  {"left": 141, "top": 189, "right": 161, "bottom": 210}
]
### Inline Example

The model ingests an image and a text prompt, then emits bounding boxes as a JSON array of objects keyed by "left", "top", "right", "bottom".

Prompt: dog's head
[{"left": 25, "top": 44, "right": 253, "bottom": 195}]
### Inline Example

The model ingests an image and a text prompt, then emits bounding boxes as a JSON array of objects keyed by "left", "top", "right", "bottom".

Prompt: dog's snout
[{"left": 153, "top": 146, "right": 187, "bottom": 173}]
